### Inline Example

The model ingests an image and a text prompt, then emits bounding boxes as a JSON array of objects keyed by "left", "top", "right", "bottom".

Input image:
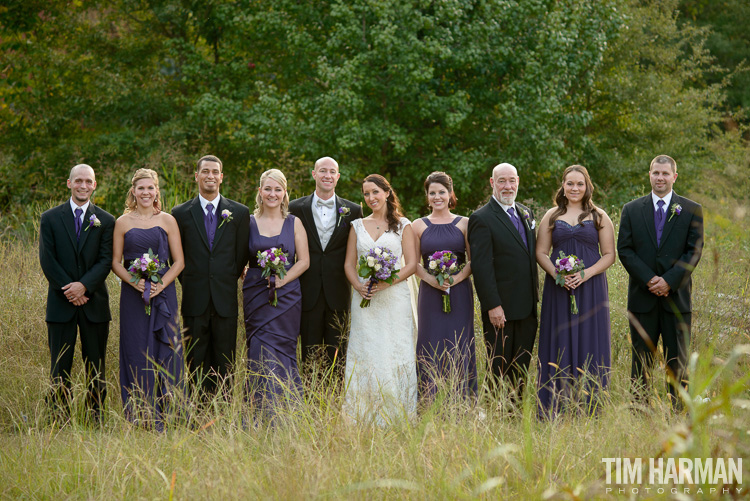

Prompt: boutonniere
[
  {"left": 668, "top": 203, "right": 682, "bottom": 222},
  {"left": 522, "top": 209, "right": 535, "bottom": 230},
  {"left": 219, "top": 209, "right": 232, "bottom": 229},
  {"left": 337, "top": 206, "right": 351, "bottom": 226},
  {"left": 84, "top": 214, "right": 101, "bottom": 231}
]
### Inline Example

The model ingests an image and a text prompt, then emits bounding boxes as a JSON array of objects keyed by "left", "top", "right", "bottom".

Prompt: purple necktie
[
  {"left": 654, "top": 200, "right": 665, "bottom": 246},
  {"left": 205, "top": 203, "right": 216, "bottom": 250},
  {"left": 507, "top": 207, "right": 528, "bottom": 248},
  {"left": 74, "top": 208, "right": 83, "bottom": 241}
]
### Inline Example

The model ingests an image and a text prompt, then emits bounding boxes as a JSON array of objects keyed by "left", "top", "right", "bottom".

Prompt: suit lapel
[
  {"left": 517, "top": 203, "right": 535, "bottom": 253},
  {"left": 329, "top": 195, "right": 347, "bottom": 244},
  {"left": 490, "top": 199, "right": 528, "bottom": 254},
  {"left": 212, "top": 197, "right": 229, "bottom": 248},
  {"left": 659, "top": 193, "right": 681, "bottom": 246},
  {"left": 189, "top": 197, "right": 211, "bottom": 250},
  {"left": 639, "top": 195, "right": 659, "bottom": 248},
  {"left": 300, "top": 194, "right": 323, "bottom": 251},
  {"left": 59, "top": 204, "right": 78, "bottom": 250},
  {"left": 76, "top": 204, "right": 95, "bottom": 252}
]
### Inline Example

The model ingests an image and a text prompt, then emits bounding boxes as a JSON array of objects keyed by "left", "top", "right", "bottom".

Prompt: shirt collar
[
  {"left": 651, "top": 191, "right": 673, "bottom": 210},
  {"left": 312, "top": 192, "right": 336, "bottom": 207},
  {"left": 199, "top": 193, "right": 221, "bottom": 213},
  {"left": 69, "top": 198, "right": 90, "bottom": 217}
]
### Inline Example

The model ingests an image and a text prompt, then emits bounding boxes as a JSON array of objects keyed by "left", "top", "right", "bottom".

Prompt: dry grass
[{"left": 0, "top": 211, "right": 748, "bottom": 499}]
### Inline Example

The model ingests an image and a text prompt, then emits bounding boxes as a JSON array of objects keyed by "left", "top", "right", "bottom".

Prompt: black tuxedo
[
  {"left": 172, "top": 195, "right": 250, "bottom": 392},
  {"left": 289, "top": 194, "right": 362, "bottom": 368},
  {"left": 468, "top": 197, "right": 538, "bottom": 399},
  {"left": 39, "top": 201, "right": 115, "bottom": 418},
  {"left": 617, "top": 192, "right": 703, "bottom": 400}
]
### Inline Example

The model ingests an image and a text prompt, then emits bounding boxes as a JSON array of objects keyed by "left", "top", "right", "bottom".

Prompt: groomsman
[
  {"left": 468, "top": 163, "right": 538, "bottom": 405},
  {"left": 617, "top": 155, "right": 703, "bottom": 405},
  {"left": 172, "top": 155, "right": 250, "bottom": 395},
  {"left": 289, "top": 157, "right": 362, "bottom": 373},
  {"left": 39, "top": 164, "right": 115, "bottom": 422}
]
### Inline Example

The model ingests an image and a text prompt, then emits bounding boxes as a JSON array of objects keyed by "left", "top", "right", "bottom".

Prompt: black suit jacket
[
  {"left": 39, "top": 202, "right": 115, "bottom": 323},
  {"left": 289, "top": 194, "right": 363, "bottom": 311},
  {"left": 617, "top": 192, "right": 703, "bottom": 314},
  {"left": 172, "top": 196, "right": 250, "bottom": 318},
  {"left": 468, "top": 198, "right": 538, "bottom": 320}
]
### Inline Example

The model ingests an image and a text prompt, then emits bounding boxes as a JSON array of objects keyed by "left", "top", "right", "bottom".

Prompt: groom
[
  {"left": 617, "top": 154, "right": 703, "bottom": 406},
  {"left": 468, "top": 163, "right": 538, "bottom": 405},
  {"left": 39, "top": 164, "right": 115, "bottom": 422},
  {"left": 172, "top": 155, "right": 250, "bottom": 396},
  {"left": 289, "top": 157, "right": 362, "bottom": 374}
]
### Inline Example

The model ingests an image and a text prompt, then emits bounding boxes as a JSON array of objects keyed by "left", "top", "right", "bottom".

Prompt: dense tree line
[{"left": 1, "top": 0, "right": 747, "bottom": 224}]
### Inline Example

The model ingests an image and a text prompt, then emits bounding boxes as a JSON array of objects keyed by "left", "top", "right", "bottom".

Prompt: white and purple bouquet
[
  {"left": 127, "top": 248, "right": 165, "bottom": 315},
  {"left": 357, "top": 246, "right": 399, "bottom": 308},
  {"left": 257, "top": 247, "right": 289, "bottom": 307},
  {"left": 426, "top": 250, "right": 464, "bottom": 313},
  {"left": 554, "top": 250, "right": 585, "bottom": 314}
]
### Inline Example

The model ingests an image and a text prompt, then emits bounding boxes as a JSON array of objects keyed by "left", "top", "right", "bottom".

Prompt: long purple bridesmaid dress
[
  {"left": 537, "top": 220, "right": 611, "bottom": 417},
  {"left": 416, "top": 217, "right": 477, "bottom": 402},
  {"left": 119, "top": 226, "right": 184, "bottom": 427},
  {"left": 243, "top": 215, "right": 303, "bottom": 415}
]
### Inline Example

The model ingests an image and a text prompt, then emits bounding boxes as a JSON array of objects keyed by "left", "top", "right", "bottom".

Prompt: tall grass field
[{"left": 0, "top": 201, "right": 748, "bottom": 499}]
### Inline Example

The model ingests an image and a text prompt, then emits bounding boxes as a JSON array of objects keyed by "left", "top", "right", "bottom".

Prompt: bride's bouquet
[
  {"left": 426, "top": 250, "right": 464, "bottom": 313},
  {"left": 257, "top": 247, "right": 289, "bottom": 307},
  {"left": 554, "top": 251, "right": 585, "bottom": 314},
  {"left": 127, "top": 248, "right": 165, "bottom": 315},
  {"left": 357, "top": 246, "right": 399, "bottom": 308}
]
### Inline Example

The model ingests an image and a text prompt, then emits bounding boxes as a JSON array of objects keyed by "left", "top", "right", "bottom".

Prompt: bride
[{"left": 343, "top": 174, "right": 418, "bottom": 424}]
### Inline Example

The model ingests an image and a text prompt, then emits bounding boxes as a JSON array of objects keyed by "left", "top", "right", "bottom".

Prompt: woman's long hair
[
  {"left": 124, "top": 168, "right": 161, "bottom": 214},
  {"left": 254, "top": 168, "right": 290, "bottom": 217},
  {"left": 424, "top": 171, "right": 457, "bottom": 209},
  {"left": 363, "top": 174, "right": 404, "bottom": 233},
  {"left": 548, "top": 165, "right": 602, "bottom": 229}
]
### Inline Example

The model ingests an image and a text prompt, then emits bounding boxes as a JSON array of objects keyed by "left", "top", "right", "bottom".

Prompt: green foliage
[{"left": 0, "top": 0, "right": 748, "bottom": 219}]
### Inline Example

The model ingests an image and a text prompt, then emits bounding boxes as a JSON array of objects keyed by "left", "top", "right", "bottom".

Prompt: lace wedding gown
[{"left": 343, "top": 217, "right": 417, "bottom": 424}]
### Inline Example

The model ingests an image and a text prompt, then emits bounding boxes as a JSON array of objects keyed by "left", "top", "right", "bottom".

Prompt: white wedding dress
[{"left": 344, "top": 217, "right": 417, "bottom": 425}]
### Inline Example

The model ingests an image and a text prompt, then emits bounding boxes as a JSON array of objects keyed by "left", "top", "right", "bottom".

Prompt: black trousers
[
  {"left": 183, "top": 301, "right": 237, "bottom": 395},
  {"left": 299, "top": 293, "right": 349, "bottom": 374},
  {"left": 47, "top": 310, "right": 109, "bottom": 419},
  {"left": 629, "top": 305, "right": 691, "bottom": 404},
  {"left": 481, "top": 312, "right": 537, "bottom": 403}
]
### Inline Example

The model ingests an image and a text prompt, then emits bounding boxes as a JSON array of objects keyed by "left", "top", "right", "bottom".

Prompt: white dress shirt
[
  {"left": 199, "top": 193, "right": 221, "bottom": 216},
  {"left": 69, "top": 198, "right": 90, "bottom": 223}
]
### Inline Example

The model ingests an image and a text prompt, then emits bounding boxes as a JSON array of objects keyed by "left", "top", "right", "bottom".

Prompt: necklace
[{"left": 133, "top": 211, "right": 155, "bottom": 220}]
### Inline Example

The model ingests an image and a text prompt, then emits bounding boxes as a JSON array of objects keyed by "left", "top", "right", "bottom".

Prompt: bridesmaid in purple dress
[
  {"left": 112, "top": 169, "right": 185, "bottom": 427},
  {"left": 243, "top": 169, "right": 309, "bottom": 416},
  {"left": 413, "top": 172, "right": 476, "bottom": 404},
  {"left": 535, "top": 165, "right": 616, "bottom": 418}
]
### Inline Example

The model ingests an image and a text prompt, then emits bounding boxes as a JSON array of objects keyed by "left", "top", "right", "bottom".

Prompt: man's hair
[
  {"left": 650, "top": 155, "right": 676, "bottom": 173},
  {"left": 196, "top": 155, "right": 223, "bottom": 172},
  {"left": 69, "top": 164, "right": 94, "bottom": 180}
]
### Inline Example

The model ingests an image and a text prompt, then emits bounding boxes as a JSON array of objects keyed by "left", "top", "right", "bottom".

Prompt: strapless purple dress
[
  {"left": 119, "top": 226, "right": 183, "bottom": 426},
  {"left": 243, "top": 215, "right": 303, "bottom": 415},
  {"left": 537, "top": 220, "right": 611, "bottom": 417},
  {"left": 416, "top": 217, "right": 477, "bottom": 402}
]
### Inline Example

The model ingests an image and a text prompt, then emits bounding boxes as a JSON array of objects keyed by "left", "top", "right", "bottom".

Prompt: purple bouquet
[
  {"left": 257, "top": 247, "right": 289, "bottom": 307},
  {"left": 554, "top": 250, "right": 585, "bottom": 314},
  {"left": 127, "top": 248, "right": 165, "bottom": 315},
  {"left": 357, "top": 246, "right": 399, "bottom": 308},
  {"left": 426, "top": 250, "right": 464, "bottom": 313}
]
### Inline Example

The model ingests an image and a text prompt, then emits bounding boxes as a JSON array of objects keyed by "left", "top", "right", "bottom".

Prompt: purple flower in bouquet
[
  {"left": 127, "top": 248, "right": 165, "bottom": 315},
  {"left": 257, "top": 246, "right": 289, "bottom": 306},
  {"left": 554, "top": 250, "right": 585, "bottom": 314},
  {"left": 357, "top": 246, "right": 399, "bottom": 307},
  {"left": 426, "top": 250, "right": 464, "bottom": 313}
]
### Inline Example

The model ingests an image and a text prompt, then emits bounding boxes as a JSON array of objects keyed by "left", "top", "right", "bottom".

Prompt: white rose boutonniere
[{"left": 219, "top": 209, "right": 233, "bottom": 229}]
